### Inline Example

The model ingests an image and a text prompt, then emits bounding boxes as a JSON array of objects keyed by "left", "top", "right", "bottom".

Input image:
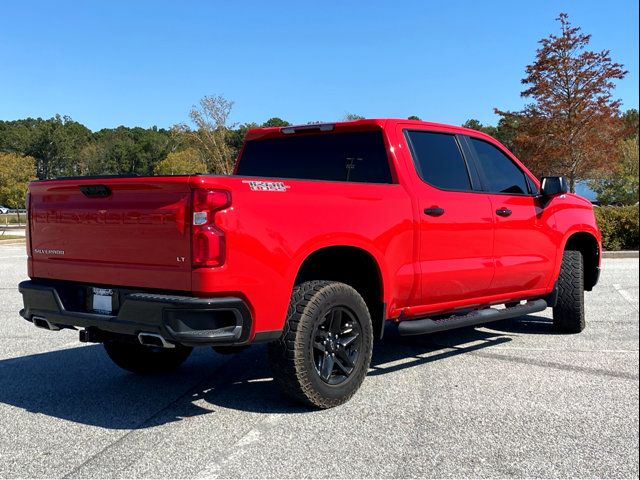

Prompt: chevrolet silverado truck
[{"left": 18, "top": 119, "right": 601, "bottom": 408}]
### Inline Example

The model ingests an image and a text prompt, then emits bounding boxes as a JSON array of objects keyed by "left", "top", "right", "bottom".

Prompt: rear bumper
[{"left": 18, "top": 280, "right": 271, "bottom": 347}]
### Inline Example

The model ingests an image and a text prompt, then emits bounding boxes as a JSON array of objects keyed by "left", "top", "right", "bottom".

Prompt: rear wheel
[
  {"left": 553, "top": 250, "right": 586, "bottom": 333},
  {"left": 104, "top": 340, "right": 193, "bottom": 375},
  {"left": 268, "top": 281, "right": 373, "bottom": 409}
]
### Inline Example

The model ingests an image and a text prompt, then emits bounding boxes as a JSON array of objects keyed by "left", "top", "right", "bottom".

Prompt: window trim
[
  {"left": 403, "top": 129, "right": 480, "bottom": 193},
  {"left": 465, "top": 135, "right": 537, "bottom": 197},
  {"left": 457, "top": 135, "right": 484, "bottom": 190},
  {"left": 229, "top": 173, "right": 401, "bottom": 187},
  {"left": 525, "top": 174, "right": 540, "bottom": 196}
]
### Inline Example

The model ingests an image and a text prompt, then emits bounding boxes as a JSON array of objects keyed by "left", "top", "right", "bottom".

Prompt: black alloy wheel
[
  {"left": 268, "top": 281, "right": 373, "bottom": 408},
  {"left": 312, "top": 307, "right": 362, "bottom": 385}
]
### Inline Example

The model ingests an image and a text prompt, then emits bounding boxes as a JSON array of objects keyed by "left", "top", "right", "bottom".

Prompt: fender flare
[
  {"left": 287, "top": 236, "right": 390, "bottom": 304},
  {"left": 548, "top": 225, "right": 601, "bottom": 290}
]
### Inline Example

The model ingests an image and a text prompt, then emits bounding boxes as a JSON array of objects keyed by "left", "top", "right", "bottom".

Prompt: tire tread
[
  {"left": 268, "top": 281, "right": 372, "bottom": 409},
  {"left": 553, "top": 250, "right": 585, "bottom": 333}
]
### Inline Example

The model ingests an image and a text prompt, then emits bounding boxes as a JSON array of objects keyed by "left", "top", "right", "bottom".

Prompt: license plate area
[{"left": 91, "top": 287, "right": 114, "bottom": 314}]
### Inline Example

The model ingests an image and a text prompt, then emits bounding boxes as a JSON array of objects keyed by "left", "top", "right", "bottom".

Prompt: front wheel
[
  {"left": 553, "top": 250, "right": 586, "bottom": 333},
  {"left": 104, "top": 340, "right": 193, "bottom": 375},
  {"left": 268, "top": 281, "right": 373, "bottom": 409}
]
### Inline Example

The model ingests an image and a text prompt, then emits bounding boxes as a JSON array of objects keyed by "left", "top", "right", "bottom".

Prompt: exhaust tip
[
  {"left": 137, "top": 332, "right": 175, "bottom": 349},
  {"left": 32, "top": 316, "right": 61, "bottom": 331}
]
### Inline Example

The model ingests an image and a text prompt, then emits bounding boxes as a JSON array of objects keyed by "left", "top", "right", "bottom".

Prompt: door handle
[
  {"left": 496, "top": 208, "right": 512, "bottom": 217},
  {"left": 424, "top": 207, "right": 445, "bottom": 217}
]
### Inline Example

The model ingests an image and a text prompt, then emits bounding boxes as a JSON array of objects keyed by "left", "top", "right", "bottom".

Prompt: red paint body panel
[
  {"left": 29, "top": 179, "right": 192, "bottom": 291},
  {"left": 487, "top": 194, "right": 557, "bottom": 294},
  {"left": 188, "top": 175, "right": 415, "bottom": 334},
  {"left": 546, "top": 193, "right": 602, "bottom": 285},
  {"left": 26, "top": 119, "right": 601, "bottom": 340}
]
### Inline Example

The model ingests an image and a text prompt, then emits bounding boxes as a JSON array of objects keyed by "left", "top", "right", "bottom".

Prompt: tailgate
[{"left": 29, "top": 177, "right": 192, "bottom": 291}]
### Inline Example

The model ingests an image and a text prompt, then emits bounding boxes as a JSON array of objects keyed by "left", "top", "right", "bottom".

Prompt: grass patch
[
  {"left": 0, "top": 213, "right": 27, "bottom": 225},
  {"left": 0, "top": 235, "right": 25, "bottom": 240}
]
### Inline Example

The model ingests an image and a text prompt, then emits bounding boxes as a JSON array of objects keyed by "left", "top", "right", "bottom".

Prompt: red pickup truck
[{"left": 19, "top": 119, "right": 601, "bottom": 408}]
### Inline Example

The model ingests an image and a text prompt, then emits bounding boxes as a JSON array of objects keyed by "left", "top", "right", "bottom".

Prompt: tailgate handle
[{"left": 80, "top": 185, "right": 112, "bottom": 198}]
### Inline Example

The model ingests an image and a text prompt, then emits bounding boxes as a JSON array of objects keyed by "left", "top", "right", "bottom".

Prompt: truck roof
[{"left": 245, "top": 118, "right": 488, "bottom": 141}]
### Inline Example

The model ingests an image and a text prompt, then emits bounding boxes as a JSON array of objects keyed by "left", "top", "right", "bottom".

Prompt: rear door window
[
  {"left": 405, "top": 131, "right": 472, "bottom": 191},
  {"left": 236, "top": 131, "right": 392, "bottom": 183},
  {"left": 469, "top": 137, "right": 530, "bottom": 195}
]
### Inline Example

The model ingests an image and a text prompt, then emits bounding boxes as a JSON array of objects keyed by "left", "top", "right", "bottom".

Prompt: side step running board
[{"left": 397, "top": 299, "right": 548, "bottom": 336}]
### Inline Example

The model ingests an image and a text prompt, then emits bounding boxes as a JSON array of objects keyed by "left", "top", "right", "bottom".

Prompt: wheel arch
[
  {"left": 563, "top": 231, "right": 601, "bottom": 291},
  {"left": 293, "top": 245, "right": 387, "bottom": 340}
]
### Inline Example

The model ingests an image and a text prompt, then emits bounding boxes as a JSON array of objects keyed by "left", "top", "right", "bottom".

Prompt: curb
[
  {"left": 0, "top": 238, "right": 25, "bottom": 245},
  {"left": 602, "top": 251, "right": 639, "bottom": 259}
]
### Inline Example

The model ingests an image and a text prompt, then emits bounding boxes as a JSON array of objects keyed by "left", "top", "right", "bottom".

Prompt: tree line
[
  {"left": 0, "top": 113, "right": 293, "bottom": 180},
  {"left": 0, "top": 13, "right": 638, "bottom": 209},
  {"left": 0, "top": 111, "right": 293, "bottom": 208}
]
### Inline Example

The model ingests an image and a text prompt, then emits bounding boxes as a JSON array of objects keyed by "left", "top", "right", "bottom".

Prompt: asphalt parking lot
[{"left": 0, "top": 243, "right": 638, "bottom": 478}]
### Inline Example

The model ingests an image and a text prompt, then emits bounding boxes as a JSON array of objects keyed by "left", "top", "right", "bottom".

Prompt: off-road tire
[
  {"left": 553, "top": 250, "right": 586, "bottom": 333},
  {"left": 104, "top": 340, "right": 193, "bottom": 374},
  {"left": 268, "top": 281, "right": 373, "bottom": 409}
]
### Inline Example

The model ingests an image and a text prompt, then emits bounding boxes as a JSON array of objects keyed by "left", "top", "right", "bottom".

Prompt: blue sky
[{"left": 1, "top": 1, "right": 638, "bottom": 131}]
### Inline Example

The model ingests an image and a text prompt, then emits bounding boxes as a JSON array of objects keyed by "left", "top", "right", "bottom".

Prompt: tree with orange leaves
[{"left": 496, "top": 13, "right": 627, "bottom": 192}]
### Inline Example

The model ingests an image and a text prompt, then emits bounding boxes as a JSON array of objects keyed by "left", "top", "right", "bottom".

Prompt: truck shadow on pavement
[{"left": 0, "top": 314, "right": 556, "bottom": 429}]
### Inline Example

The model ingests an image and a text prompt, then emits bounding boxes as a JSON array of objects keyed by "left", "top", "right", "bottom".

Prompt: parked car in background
[{"left": 0, "top": 206, "right": 10, "bottom": 214}]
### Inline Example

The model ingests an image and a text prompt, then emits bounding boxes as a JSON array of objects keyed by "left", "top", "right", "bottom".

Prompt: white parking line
[
  {"left": 196, "top": 414, "right": 282, "bottom": 479},
  {"left": 614, "top": 283, "right": 639, "bottom": 312},
  {"left": 487, "top": 347, "right": 639, "bottom": 353}
]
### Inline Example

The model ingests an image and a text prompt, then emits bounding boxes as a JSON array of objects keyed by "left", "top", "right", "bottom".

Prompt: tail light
[{"left": 191, "top": 189, "right": 231, "bottom": 267}]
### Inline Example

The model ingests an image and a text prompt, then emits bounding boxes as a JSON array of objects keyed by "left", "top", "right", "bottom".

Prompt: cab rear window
[{"left": 236, "top": 131, "right": 393, "bottom": 183}]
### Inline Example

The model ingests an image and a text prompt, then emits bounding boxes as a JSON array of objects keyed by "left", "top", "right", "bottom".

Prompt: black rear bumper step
[
  {"left": 18, "top": 280, "right": 255, "bottom": 347},
  {"left": 397, "top": 299, "right": 548, "bottom": 336}
]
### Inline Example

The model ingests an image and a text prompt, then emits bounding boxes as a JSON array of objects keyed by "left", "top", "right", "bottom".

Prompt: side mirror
[{"left": 540, "top": 176, "right": 569, "bottom": 197}]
